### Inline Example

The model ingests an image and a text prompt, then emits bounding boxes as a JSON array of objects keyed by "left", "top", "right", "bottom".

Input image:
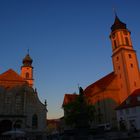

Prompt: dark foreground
[
  {"left": 0, "top": 131, "right": 140, "bottom": 140},
  {"left": 47, "top": 130, "right": 140, "bottom": 140}
]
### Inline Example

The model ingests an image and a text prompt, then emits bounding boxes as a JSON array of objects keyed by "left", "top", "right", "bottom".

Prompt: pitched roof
[
  {"left": 62, "top": 94, "right": 78, "bottom": 106},
  {"left": 62, "top": 72, "right": 116, "bottom": 106},
  {"left": 116, "top": 89, "right": 140, "bottom": 110},
  {"left": 0, "top": 69, "right": 25, "bottom": 82},
  {"left": 84, "top": 72, "right": 116, "bottom": 95}
]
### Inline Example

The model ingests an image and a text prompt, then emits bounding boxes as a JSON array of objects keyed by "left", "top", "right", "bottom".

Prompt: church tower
[
  {"left": 21, "top": 53, "right": 34, "bottom": 87},
  {"left": 110, "top": 15, "right": 140, "bottom": 102}
]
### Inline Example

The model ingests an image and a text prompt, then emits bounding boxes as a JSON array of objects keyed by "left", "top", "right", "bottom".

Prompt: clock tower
[
  {"left": 21, "top": 53, "right": 34, "bottom": 87},
  {"left": 110, "top": 15, "right": 140, "bottom": 102}
]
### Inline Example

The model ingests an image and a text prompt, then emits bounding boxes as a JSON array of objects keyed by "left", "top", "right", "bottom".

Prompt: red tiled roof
[
  {"left": 0, "top": 69, "right": 27, "bottom": 88},
  {"left": 84, "top": 72, "right": 116, "bottom": 95},
  {"left": 116, "top": 89, "right": 140, "bottom": 110},
  {"left": 0, "top": 69, "right": 25, "bottom": 82},
  {"left": 62, "top": 94, "right": 78, "bottom": 106},
  {"left": 62, "top": 72, "right": 116, "bottom": 106}
]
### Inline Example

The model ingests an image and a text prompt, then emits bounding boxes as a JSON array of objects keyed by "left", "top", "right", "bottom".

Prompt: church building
[
  {"left": 63, "top": 15, "right": 140, "bottom": 128},
  {"left": 0, "top": 53, "right": 47, "bottom": 137}
]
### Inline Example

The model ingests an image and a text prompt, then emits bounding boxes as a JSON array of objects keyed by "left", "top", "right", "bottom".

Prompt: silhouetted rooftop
[
  {"left": 62, "top": 94, "right": 78, "bottom": 106},
  {"left": 22, "top": 54, "right": 33, "bottom": 66},
  {"left": 111, "top": 15, "right": 127, "bottom": 32}
]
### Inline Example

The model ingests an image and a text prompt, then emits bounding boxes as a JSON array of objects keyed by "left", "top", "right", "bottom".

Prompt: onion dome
[
  {"left": 22, "top": 54, "right": 33, "bottom": 66},
  {"left": 111, "top": 15, "right": 127, "bottom": 32}
]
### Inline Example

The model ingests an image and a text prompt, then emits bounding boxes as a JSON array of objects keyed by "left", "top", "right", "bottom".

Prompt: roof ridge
[
  {"left": 84, "top": 72, "right": 116, "bottom": 93},
  {"left": 0, "top": 69, "right": 25, "bottom": 81}
]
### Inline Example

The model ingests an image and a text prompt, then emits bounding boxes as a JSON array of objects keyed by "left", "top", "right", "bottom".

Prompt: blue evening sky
[{"left": 0, "top": 0, "right": 140, "bottom": 119}]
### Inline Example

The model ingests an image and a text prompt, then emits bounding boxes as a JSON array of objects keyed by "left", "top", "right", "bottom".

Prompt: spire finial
[
  {"left": 35, "top": 88, "right": 37, "bottom": 93},
  {"left": 113, "top": 7, "right": 117, "bottom": 17},
  {"left": 27, "top": 49, "right": 29, "bottom": 55},
  {"left": 44, "top": 99, "right": 47, "bottom": 107}
]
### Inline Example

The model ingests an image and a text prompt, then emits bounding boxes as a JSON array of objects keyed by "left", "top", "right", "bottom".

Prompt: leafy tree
[{"left": 63, "top": 87, "right": 96, "bottom": 128}]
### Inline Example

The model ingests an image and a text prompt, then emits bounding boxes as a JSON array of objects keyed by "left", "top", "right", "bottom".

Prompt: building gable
[
  {"left": 62, "top": 94, "right": 78, "bottom": 107},
  {"left": 0, "top": 69, "right": 25, "bottom": 81},
  {"left": 0, "top": 69, "right": 27, "bottom": 88}
]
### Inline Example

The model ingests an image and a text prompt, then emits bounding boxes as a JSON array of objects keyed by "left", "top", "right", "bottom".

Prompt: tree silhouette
[{"left": 63, "top": 87, "right": 96, "bottom": 129}]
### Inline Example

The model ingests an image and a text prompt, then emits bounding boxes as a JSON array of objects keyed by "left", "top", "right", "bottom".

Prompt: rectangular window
[
  {"left": 131, "top": 63, "right": 133, "bottom": 68},
  {"left": 128, "top": 54, "right": 132, "bottom": 58}
]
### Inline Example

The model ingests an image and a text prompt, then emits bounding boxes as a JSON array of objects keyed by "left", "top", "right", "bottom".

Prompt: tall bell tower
[
  {"left": 21, "top": 53, "right": 34, "bottom": 87},
  {"left": 110, "top": 15, "right": 140, "bottom": 102}
]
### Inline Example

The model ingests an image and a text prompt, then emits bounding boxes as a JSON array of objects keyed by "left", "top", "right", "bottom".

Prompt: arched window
[
  {"left": 131, "top": 63, "right": 133, "bottom": 68},
  {"left": 116, "top": 56, "right": 119, "bottom": 61},
  {"left": 14, "top": 120, "right": 22, "bottom": 129},
  {"left": 32, "top": 114, "right": 38, "bottom": 129},
  {"left": 15, "top": 96, "right": 21, "bottom": 110},
  {"left": 25, "top": 72, "right": 29, "bottom": 79},
  {"left": 114, "top": 40, "right": 117, "bottom": 48},
  {"left": 125, "top": 37, "right": 129, "bottom": 46}
]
